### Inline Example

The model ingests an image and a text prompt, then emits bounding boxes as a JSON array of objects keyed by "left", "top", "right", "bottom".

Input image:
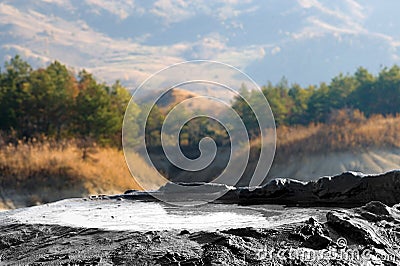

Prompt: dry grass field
[
  {"left": 274, "top": 112, "right": 400, "bottom": 162},
  {"left": 0, "top": 141, "right": 139, "bottom": 208}
]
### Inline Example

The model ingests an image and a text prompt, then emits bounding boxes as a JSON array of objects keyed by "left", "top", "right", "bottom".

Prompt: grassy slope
[
  {"left": 275, "top": 113, "right": 400, "bottom": 160},
  {"left": 0, "top": 142, "right": 139, "bottom": 209},
  {"left": 266, "top": 114, "right": 400, "bottom": 180}
]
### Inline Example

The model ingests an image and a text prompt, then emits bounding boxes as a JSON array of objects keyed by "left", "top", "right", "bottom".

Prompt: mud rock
[
  {"left": 202, "top": 244, "right": 238, "bottom": 265},
  {"left": 156, "top": 251, "right": 202, "bottom": 266},
  {"left": 357, "top": 201, "right": 396, "bottom": 222},
  {"left": 300, "top": 217, "right": 329, "bottom": 236},
  {"left": 158, "top": 182, "right": 233, "bottom": 194},
  {"left": 327, "top": 201, "right": 400, "bottom": 249},
  {"left": 291, "top": 217, "right": 332, "bottom": 250},
  {"left": 302, "top": 234, "right": 332, "bottom": 250},
  {"left": 231, "top": 170, "right": 400, "bottom": 206},
  {"left": 327, "top": 210, "right": 385, "bottom": 247},
  {"left": 114, "top": 170, "right": 400, "bottom": 207}
]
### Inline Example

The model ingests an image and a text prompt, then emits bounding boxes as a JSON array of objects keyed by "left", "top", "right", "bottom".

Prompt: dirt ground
[
  {"left": 0, "top": 211, "right": 398, "bottom": 266},
  {"left": 0, "top": 222, "right": 308, "bottom": 265}
]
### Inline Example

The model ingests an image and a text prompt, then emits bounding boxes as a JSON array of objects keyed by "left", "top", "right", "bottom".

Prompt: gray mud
[{"left": 0, "top": 201, "right": 399, "bottom": 265}]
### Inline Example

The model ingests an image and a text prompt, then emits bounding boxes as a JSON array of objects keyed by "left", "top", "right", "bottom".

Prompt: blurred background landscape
[{"left": 0, "top": 1, "right": 400, "bottom": 209}]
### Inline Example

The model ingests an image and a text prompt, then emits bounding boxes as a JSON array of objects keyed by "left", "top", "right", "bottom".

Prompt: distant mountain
[
  {"left": 1, "top": 0, "right": 400, "bottom": 89},
  {"left": 144, "top": 88, "right": 227, "bottom": 115},
  {"left": 156, "top": 88, "right": 199, "bottom": 110}
]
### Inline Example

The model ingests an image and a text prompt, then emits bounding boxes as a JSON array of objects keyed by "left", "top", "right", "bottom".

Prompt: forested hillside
[
  {"left": 2, "top": 55, "right": 400, "bottom": 150},
  {"left": 0, "top": 55, "right": 131, "bottom": 154},
  {"left": 233, "top": 66, "right": 400, "bottom": 134}
]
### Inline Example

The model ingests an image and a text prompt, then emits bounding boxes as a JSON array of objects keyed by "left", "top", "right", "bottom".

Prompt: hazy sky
[{"left": 1, "top": 0, "right": 400, "bottom": 88}]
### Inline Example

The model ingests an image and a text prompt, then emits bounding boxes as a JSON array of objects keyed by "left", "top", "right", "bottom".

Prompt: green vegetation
[
  {"left": 233, "top": 66, "right": 400, "bottom": 134},
  {"left": 0, "top": 56, "right": 130, "bottom": 157},
  {"left": 2, "top": 55, "right": 400, "bottom": 151},
  {"left": 1, "top": 55, "right": 400, "bottom": 208}
]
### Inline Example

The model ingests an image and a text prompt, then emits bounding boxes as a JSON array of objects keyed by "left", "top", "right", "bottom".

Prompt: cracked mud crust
[{"left": 0, "top": 201, "right": 399, "bottom": 265}]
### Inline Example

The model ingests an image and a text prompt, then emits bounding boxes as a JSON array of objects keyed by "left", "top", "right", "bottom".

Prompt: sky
[{"left": 1, "top": 0, "right": 400, "bottom": 89}]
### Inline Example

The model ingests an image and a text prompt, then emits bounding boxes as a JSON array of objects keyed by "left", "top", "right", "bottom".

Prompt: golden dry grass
[
  {"left": 273, "top": 113, "right": 400, "bottom": 161},
  {"left": 0, "top": 141, "right": 142, "bottom": 208}
]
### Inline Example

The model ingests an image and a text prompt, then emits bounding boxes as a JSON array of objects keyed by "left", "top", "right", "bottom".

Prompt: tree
[
  {"left": 327, "top": 73, "right": 358, "bottom": 110},
  {"left": 45, "top": 61, "right": 78, "bottom": 139},
  {"left": 73, "top": 70, "right": 120, "bottom": 159},
  {"left": 350, "top": 67, "right": 375, "bottom": 115},
  {"left": 26, "top": 68, "right": 55, "bottom": 137},
  {"left": 109, "top": 80, "right": 133, "bottom": 147},
  {"left": 374, "top": 65, "right": 400, "bottom": 115},
  {"left": 288, "top": 84, "right": 313, "bottom": 125},
  {"left": 0, "top": 55, "right": 32, "bottom": 138},
  {"left": 262, "top": 83, "right": 292, "bottom": 126},
  {"left": 232, "top": 85, "right": 259, "bottom": 138},
  {"left": 143, "top": 105, "right": 164, "bottom": 148},
  {"left": 307, "top": 82, "right": 331, "bottom": 122}
]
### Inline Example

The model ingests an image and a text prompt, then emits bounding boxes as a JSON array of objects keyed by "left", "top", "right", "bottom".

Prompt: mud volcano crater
[{"left": 1, "top": 171, "right": 399, "bottom": 265}]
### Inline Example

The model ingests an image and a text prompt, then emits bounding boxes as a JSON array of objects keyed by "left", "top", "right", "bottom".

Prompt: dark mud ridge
[
  {"left": 119, "top": 170, "right": 400, "bottom": 207},
  {"left": 0, "top": 201, "right": 399, "bottom": 265}
]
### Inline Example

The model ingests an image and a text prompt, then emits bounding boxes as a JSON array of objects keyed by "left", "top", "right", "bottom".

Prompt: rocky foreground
[
  {"left": 0, "top": 201, "right": 399, "bottom": 265},
  {"left": 0, "top": 171, "right": 399, "bottom": 265}
]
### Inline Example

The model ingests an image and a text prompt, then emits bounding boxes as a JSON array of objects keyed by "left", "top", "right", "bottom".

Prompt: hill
[
  {"left": 156, "top": 88, "right": 199, "bottom": 110},
  {"left": 142, "top": 87, "right": 228, "bottom": 115}
]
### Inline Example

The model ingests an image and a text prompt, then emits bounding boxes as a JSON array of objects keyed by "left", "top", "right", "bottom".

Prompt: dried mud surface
[{"left": 0, "top": 201, "right": 399, "bottom": 266}]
